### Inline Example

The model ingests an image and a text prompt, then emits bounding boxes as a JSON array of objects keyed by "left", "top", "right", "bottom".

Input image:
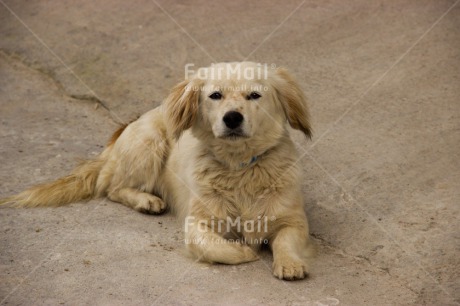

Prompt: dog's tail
[
  {"left": 0, "top": 157, "right": 106, "bottom": 208},
  {"left": 0, "top": 124, "right": 129, "bottom": 208}
]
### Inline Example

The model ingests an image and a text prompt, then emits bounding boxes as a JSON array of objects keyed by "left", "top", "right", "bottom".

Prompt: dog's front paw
[
  {"left": 273, "top": 256, "right": 309, "bottom": 280},
  {"left": 135, "top": 194, "right": 166, "bottom": 214}
]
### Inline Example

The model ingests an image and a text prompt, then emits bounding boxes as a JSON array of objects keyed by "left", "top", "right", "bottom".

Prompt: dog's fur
[{"left": 2, "top": 62, "right": 314, "bottom": 280}]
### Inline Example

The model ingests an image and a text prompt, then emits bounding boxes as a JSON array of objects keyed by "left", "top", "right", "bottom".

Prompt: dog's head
[{"left": 165, "top": 62, "right": 312, "bottom": 144}]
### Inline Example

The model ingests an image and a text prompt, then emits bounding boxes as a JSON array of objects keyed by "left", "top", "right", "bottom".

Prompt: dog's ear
[
  {"left": 272, "top": 68, "right": 312, "bottom": 139},
  {"left": 164, "top": 78, "right": 201, "bottom": 139}
]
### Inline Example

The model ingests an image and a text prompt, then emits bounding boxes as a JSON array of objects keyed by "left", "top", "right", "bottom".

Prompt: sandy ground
[{"left": 0, "top": 1, "right": 459, "bottom": 305}]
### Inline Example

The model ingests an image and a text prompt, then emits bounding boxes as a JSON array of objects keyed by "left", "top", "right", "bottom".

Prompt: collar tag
[{"left": 240, "top": 155, "right": 258, "bottom": 168}]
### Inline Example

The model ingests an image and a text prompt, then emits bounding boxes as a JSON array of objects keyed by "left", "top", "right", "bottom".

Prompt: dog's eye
[
  {"left": 247, "top": 92, "right": 261, "bottom": 100},
  {"left": 209, "top": 92, "right": 223, "bottom": 100}
]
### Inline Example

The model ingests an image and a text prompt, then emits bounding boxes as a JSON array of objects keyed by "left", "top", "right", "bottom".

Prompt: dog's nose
[{"left": 223, "top": 111, "right": 244, "bottom": 129}]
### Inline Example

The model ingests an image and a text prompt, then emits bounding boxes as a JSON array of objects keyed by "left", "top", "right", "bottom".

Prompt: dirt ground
[{"left": 0, "top": 1, "right": 459, "bottom": 305}]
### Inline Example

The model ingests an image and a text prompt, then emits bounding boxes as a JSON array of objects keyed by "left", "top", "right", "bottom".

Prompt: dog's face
[
  {"left": 198, "top": 63, "right": 285, "bottom": 142},
  {"left": 165, "top": 62, "right": 312, "bottom": 144}
]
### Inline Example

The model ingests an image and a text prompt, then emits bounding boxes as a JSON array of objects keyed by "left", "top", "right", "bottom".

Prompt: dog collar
[
  {"left": 239, "top": 155, "right": 259, "bottom": 168},
  {"left": 211, "top": 150, "right": 268, "bottom": 169}
]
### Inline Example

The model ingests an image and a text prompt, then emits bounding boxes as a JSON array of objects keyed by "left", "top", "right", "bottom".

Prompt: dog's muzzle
[
  {"left": 223, "top": 111, "right": 244, "bottom": 129},
  {"left": 221, "top": 111, "right": 247, "bottom": 139}
]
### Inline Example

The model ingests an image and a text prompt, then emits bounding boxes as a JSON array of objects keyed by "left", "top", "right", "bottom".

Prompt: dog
[{"left": 2, "top": 62, "right": 314, "bottom": 280}]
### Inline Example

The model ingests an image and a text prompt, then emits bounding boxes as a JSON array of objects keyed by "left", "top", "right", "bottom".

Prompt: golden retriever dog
[{"left": 2, "top": 62, "right": 314, "bottom": 280}]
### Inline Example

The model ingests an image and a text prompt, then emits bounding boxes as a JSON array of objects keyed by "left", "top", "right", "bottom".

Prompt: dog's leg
[
  {"left": 98, "top": 109, "right": 171, "bottom": 214},
  {"left": 185, "top": 224, "right": 259, "bottom": 264},
  {"left": 271, "top": 226, "right": 311, "bottom": 280},
  {"left": 108, "top": 188, "right": 166, "bottom": 214}
]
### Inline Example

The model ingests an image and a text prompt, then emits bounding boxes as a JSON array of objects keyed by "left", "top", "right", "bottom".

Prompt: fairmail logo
[
  {"left": 184, "top": 63, "right": 274, "bottom": 80},
  {"left": 184, "top": 215, "right": 275, "bottom": 234}
]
